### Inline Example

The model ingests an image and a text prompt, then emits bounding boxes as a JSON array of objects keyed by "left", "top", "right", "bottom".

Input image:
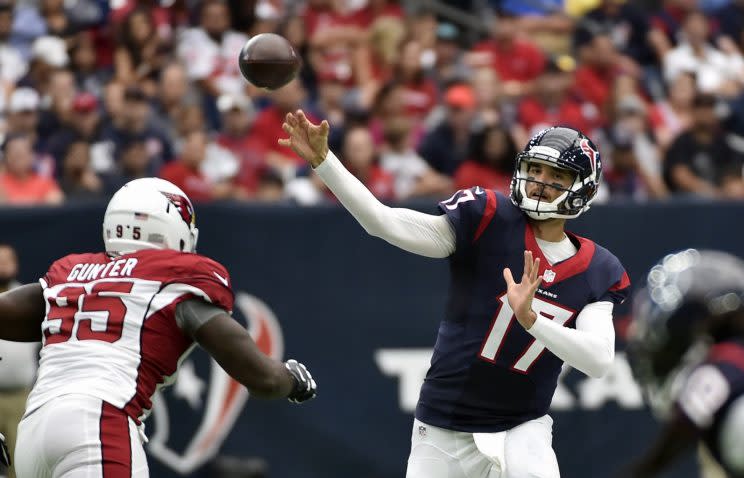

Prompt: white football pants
[
  {"left": 406, "top": 416, "right": 560, "bottom": 478},
  {"left": 14, "top": 394, "right": 148, "bottom": 478}
]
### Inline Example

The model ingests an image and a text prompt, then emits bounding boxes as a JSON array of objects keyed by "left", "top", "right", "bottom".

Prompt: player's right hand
[
  {"left": 278, "top": 110, "right": 330, "bottom": 168},
  {"left": 285, "top": 359, "right": 317, "bottom": 403},
  {"left": 0, "top": 432, "right": 10, "bottom": 467}
]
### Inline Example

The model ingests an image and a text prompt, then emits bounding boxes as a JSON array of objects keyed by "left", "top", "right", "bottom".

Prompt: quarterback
[
  {"left": 0, "top": 178, "right": 317, "bottom": 478},
  {"left": 280, "top": 112, "right": 629, "bottom": 477}
]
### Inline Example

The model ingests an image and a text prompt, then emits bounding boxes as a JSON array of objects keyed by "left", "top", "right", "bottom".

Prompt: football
[{"left": 238, "top": 33, "right": 301, "bottom": 90}]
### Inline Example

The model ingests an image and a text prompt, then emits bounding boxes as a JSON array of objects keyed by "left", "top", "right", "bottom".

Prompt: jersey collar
[{"left": 524, "top": 223, "right": 595, "bottom": 286}]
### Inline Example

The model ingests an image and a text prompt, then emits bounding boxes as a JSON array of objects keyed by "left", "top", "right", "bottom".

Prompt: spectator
[
  {"left": 454, "top": 124, "right": 517, "bottom": 195},
  {"left": 368, "top": 80, "right": 425, "bottom": 149},
  {"left": 215, "top": 94, "right": 266, "bottom": 197},
  {"left": 159, "top": 129, "right": 234, "bottom": 202},
  {"left": 574, "top": 30, "right": 632, "bottom": 120},
  {"left": 379, "top": 116, "right": 451, "bottom": 200},
  {"left": 470, "top": 67, "right": 503, "bottom": 130},
  {"left": 663, "top": 10, "right": 744, "bottom": 97},
  {"left": 610, "top": 95, "right": 666, "bottom": 198},
  {"left": 356, "top": 16, "right": 406, "bottom": 109},
  {"left": 518, "top": 54, "right": 598, "bottom": 137},
  {"left": 418, "top": 83, "right": 476, "bottom": 176},
  {"left": 663, "top": 93, "right": 744, "bottom": 197},
  {"left": 578, "top": 0, "right": 655, "bottom": 67},
  {"left": 114, "top": 8, "right": 171, "bottom": 97},
  {"left": 152, "top": 62, "right": 200, "bottom": 144},
  {"left": 716, "top": 0, "right": 744, "bottom": 52},
  {"left": 248, "top": 79, "right": 316, "bottom": 175},
  {"left": 101, "top": 135, "right": 156, "bottom": 195},
  {"left": 254, "top": 167, "right": 285, "bottom": 203},
  {"left": 341, "top": 124, "right": 395, "bottom": 201},
  {"left": 17, "top": 35, "right": 68, "bottom": 94},
  {"left": 100, "top": 85, "right": 173, "bottom": 173},
  {"left": 0, "top": 244, "right": 38, "bottom": 478},
  {"left": 650, "top": 72, "right": 696, "bottom": 151},
  {"left": 394, "top": 38, "right": 438, "bottom": 120},
  {"left": 0, "top": 1, "right": 27, "bottom": 91},
  {"left": 429, "top": 22, "right": 470, "bottom": 94},
  {"left": 177, "top": 0, "right": 248, "bottom": 98},
  {"left": 44, "top": 92, "right": 105, "bottom": 173},
  {"left": 37, "top": 68, "right": 76, "bottom": 144},
  {"left": 4, "top": 87, "right": 56, "bottom": 176},
  {"left": 0, "top": 133, "right": 63, "bottom": 205},
  {"left": 58, "top": 140, "right": 102, "bottom": 201},
  {"left": 69, "top": 30, "right": 110, "bottom": 98},
  {"left": 468, "top": 11, "right": 546, "bottom": 98},
  {"left": 603, "top": 130, "right": 668, "bottom": 200}
]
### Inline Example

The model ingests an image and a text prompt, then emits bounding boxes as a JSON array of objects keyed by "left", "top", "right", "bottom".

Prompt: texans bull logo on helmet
[{"left": 146, "top": 292, "right": 284, "bottom": 475}]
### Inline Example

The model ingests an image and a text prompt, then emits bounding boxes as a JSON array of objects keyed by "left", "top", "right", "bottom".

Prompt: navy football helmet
[
  {"left": 628, "top": 249, "right": 744, "bottom": 418},
  {"left": 510, "top": 126, "right": 601, "bottom": 220}
]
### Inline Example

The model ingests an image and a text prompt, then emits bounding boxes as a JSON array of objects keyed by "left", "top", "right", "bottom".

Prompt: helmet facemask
[{"left": 510, "top": 152, "right": 597, "bottom": 220}]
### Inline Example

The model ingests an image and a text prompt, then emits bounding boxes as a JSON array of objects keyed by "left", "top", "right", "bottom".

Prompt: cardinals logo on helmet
[{"left": 161, "top": 192, "right": 195, "bottom": 226}]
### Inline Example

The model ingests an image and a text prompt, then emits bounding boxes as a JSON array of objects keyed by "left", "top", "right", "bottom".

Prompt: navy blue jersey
[
  {"left": 416, "top": 188, "right": 630, "bottom": 432},
  {"left": 676, "top": 340, "right": 744, "bottom": 477}
]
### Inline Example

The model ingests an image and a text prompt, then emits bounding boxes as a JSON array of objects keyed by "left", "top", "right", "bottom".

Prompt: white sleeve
[
  {"left": 527, "top": 301, "right": 615, "bottom": 378},
  {"left": 314, "top": 151, "right": 456, "bottom": 258}
]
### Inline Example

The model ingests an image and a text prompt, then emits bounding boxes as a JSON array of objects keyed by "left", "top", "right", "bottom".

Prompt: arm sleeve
[
  {"left": 175, "top": 298, "right": 228, "bottom": 338},
  {"left": 527, "top": 301, "right": 615, "bottom": 378},
  {"left": 314, "top": 151, "right": 456, "bottom": 258}
]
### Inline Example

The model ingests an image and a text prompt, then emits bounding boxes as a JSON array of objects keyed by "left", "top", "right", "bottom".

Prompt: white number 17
[{"left": 479, "top": 294, "right": 574, "bottom": 372}]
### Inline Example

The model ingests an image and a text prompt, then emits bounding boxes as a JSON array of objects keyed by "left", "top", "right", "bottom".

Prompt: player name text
[{"left": 66, "top": 259, "right": 138, "bottom": 281}]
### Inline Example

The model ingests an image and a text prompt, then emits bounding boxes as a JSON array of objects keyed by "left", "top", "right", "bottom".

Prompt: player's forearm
[
  {"left": 315, "top": 151, "right": 456, "bottom": 258},
  {"left": 527, "top": 301, "right": 615, "bottom": 378},
  {"left": 0, "top": 284, "right": 45, "bottom": 342}
]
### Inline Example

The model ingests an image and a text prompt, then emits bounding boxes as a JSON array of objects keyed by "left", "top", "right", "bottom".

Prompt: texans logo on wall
[{"left": 146, "top": 292, "right": 284, "bottom": 474}]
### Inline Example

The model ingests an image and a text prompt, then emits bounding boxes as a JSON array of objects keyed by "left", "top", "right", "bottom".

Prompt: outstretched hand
[
  {"left": 278, "top": 110, "right": 330, "bottom": 168},
  {"left": 503, "top": 251, "right": 542, "bottom": 330}
]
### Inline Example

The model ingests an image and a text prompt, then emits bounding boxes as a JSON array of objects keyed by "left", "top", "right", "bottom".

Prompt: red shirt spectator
[
  {"left": 471, "top": 38, "right": 545, "bottom": 83},
  {"left": 0, "top": 134, "right": 63, "bottom": 205},
  {"left": 351, "top": 2, "right": 404, "bottom": 28},
  {"left": 518, "top": 97, "right": 594, "bottom": 136},
  {"left": 454, "top": 161, "right": 512, "bottom": 195},
  {"left": 574, "top": 64, "right": 616, "bottom": 112},
  {"left": 159, "top": 161, "right": 213, "bottom": 203}
]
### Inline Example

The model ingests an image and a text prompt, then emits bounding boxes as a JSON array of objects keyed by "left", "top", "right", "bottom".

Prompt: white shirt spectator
[
  {"left": 177, "top": 28, "right": 248, "bottom": 97},
  {"left": 0, "top": 43, "right": 27, "bottom": 85},
  {"left": 664, "top": 43, "right": 744, "bottom": 94},
  {"left": 380, "top": 149, "right": 432, "bottom": 199}
]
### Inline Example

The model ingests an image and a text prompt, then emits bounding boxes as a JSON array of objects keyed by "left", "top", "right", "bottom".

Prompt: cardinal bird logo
[{"left": 161, "top": 192, "right": 196, "bottom": 226}]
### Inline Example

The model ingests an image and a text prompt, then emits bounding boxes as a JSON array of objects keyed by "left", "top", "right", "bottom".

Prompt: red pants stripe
[{"left": 99, "top": 402, "right": 132, "bottom": 477}]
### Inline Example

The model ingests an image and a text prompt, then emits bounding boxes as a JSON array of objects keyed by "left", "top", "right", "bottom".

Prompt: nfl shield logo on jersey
[
  {"left": 542, "top": 269, "right": 556, "bottom": 283},
  {"left": 146, "top": 292, "right": 284, "bottom": 474}
]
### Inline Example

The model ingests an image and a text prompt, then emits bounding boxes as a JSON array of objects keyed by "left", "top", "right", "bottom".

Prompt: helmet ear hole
[{"left": 180, "top": 239, "right": 186, "bottom": 251}]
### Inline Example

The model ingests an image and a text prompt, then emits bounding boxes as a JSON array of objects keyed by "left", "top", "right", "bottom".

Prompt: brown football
[{"left": 238, "top": 33, "right": 301, "bottom": 90}]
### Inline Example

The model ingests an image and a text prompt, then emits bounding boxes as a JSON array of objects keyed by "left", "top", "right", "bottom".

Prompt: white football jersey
[{"left": 28, "top": 249, "right": 233, "bottom": 423}]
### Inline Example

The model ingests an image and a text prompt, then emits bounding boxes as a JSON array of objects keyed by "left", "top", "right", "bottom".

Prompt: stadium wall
[{"left": 5, "top": 199, "right": 738, "bottom": 478}]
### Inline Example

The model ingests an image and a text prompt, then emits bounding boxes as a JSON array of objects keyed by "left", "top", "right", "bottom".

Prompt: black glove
[
  {"left": 0, "top": 432, "right": 10, "bottom": 467},
  {"left": 285, "top": 359, "right": 317, "bottom": 403}
]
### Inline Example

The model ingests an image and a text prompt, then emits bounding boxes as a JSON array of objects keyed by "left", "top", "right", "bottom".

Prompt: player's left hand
[
  {"left": 285, "top": 359, "right": 318, "bottom": 404},
  {"left": 503, "top": 250, "right": 542, "bottom": 330},
  {"left": 0, "top": 432, "right": 10, "bottom": 467}
]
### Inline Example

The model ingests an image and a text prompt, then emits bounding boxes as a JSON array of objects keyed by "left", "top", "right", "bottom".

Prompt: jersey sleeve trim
[
  {"left": 473, "top": 189, "right": 498, "bottom": 243},
  {"left": 609, "top": 271, "right": 631, "bottom": 292}
]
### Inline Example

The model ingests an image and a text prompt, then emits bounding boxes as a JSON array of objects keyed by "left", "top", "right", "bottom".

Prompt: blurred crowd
[{"left": 2, "top": 0, "right": 744, "bottom": 206}]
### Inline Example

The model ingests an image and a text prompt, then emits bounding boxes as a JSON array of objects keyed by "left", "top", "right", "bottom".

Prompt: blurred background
[{"left": 1, "top": 0, "right": 744, "bottom": 477}]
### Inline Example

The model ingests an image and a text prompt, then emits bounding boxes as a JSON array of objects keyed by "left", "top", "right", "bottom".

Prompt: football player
[
  {"left": 624, "top": 249, "right": 744, "bottom": 477},
  {"left": 0, "top": 178, "right": 317, "bottom": 478},
  {"left": 279, "top": 112, "right": 629, "bottom": 478}
]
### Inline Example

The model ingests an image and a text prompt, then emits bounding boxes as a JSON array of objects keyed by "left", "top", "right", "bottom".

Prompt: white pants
[
  {"left": 14, "top": 395, "right": 148, "bottom": 478},
  {"left": 406, "top": 417, "right": 560, "bottom": 478}
]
